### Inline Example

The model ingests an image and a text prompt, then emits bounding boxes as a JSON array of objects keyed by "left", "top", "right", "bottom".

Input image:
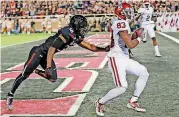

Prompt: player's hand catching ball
[{"left": 131, "top": 28, "right": 145, "bottom": 42}]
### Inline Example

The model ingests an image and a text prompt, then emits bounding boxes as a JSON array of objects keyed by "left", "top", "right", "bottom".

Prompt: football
[{"left": 131, "top": 28, "right": 144, "bottom": 40}]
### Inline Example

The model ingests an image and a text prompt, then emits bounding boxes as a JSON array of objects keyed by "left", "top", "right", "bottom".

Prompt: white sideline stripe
[
  {"left": 1, "top": 38, "right": 46, "bottom": 48},
  {"left": 158, "top": 32, "right": 179, "bottom": 44},
  {"left": 2, "top": 93, "right": 87, "bottom": 117}
]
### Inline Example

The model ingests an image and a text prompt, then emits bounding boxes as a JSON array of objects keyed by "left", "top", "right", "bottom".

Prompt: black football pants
[{"left": 9, "top": 46, "right": 57, "bottom": 95}]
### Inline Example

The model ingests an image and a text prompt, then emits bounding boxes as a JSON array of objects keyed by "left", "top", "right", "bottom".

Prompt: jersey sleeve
[{"left": 111, "top": 20, "right": 130, "bottom": 35}]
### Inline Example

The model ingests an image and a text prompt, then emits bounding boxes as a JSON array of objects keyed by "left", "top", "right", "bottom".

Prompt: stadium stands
[{"left": 0, "top": 0, "right": 179, "bottom": 34}]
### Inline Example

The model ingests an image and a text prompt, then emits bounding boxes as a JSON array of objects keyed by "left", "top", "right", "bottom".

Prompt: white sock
[
  {"left": 132, "top": 71, "right": 149, "bottom": 101},
  {"left": 99, "top": 87, "right": 126, "bottom": 104},
  {"left": 27, "top": 31, "right": 30, "bottom": 35},
  {"left": 154, "top": 45, "right": 161, "bottom": 55},
  {"left": 7, "top": 32, "right": 10, "bottom": 35},
  {"left": 131, "top": 96, "right": 138, "bottom": 102}
]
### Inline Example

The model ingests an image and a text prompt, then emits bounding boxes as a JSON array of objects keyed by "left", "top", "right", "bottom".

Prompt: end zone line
[{"left": 157, "top": 32, "right": 179, "bottom": 44}]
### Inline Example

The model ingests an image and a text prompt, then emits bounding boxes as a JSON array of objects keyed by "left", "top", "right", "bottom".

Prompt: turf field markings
[
  {"left": 6, "top": 62, "right": 25, "bottom": 71},
  {"left": 0, "top": 78, "right": 11, "bottom": 85},
  {"left": 65, "top": 62, "right": 89, "bottom": 69},
  {"left": 53, "top": 77, "right": 72, "bottom": 92},
  {"left": 158, "top": 32, "right": 179, "bottom": 44},
  {"left": 85, "top": 53, "right": 97, "bottom": 57},
  {"left": 1, "top": 94, "right": 87, "bottom": 117},
  {"left": 67, "top": 93, "right": 87, "bottom": 116},
  {"left": 1, "top": 38, "right": 46, "bottom": 48},
  {"left": 98, "top": 56, "right": 108, "bottom": 69},
  {"left": 53, "top": 70, "right": 98, "bottom": 92},
  {"left": 0, "top": 78, "right": 11, "bottom": 93},
  {"left": 82, "top": 70, "right": 98, "bottom": 92}
]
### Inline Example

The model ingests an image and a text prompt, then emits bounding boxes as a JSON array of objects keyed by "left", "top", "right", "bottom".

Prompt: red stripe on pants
[
  {"left": 26, "top": 53, "right": 36, "bottom": 66},
  {"left": 112, "top": 57, "right": 121, "bottom": 86},
  {"left": 110, "top": 57, "right": 119, "bottom": 86}
]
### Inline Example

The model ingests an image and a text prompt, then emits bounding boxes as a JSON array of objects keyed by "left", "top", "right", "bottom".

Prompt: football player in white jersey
[
  {"left": 136, "top": 1, "right": 161, "bottom": 57},
  {"left": 95, "top": 3, "right": 149, "bottom": 116}
]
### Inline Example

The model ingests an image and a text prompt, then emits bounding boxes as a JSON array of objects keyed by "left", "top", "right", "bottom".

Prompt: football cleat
[
  {"left": 6, "top": 95, "right": 13, "bottom": 110},
  {"left": 127, "top": 100, "right": 146, "bottom": 112},
  {"left": 142, "top": 38, "right": 147, "bottom": 43},
  {"left": 96, "top": 100, "right": 104, "bottom": 116},
  {"left": 155, "top": 53, "right": 162, "bottom": 57}
]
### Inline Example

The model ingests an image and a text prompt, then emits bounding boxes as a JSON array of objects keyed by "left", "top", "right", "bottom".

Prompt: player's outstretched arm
[
  {"left": 119, "top": 30, "right": 140, "bottom": 49},
  {"left": 78, "top": 41, "right": 110, "bottom": 52}
]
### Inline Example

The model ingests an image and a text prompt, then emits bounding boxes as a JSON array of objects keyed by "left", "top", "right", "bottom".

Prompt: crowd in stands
[
  {"left": 1, "top": 0, "right": 179, "bottom": 35},
  {"left": 1, "top": 0, "right": 179, "bottom": 18}
]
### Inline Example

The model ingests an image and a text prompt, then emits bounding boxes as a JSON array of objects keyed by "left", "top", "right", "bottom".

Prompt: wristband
[{"left": 136, "top": 37, "right": 142, "bottom": 43}]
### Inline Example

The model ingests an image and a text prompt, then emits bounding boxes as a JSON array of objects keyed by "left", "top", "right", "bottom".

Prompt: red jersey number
[{"left": 117, "top": 22, "right": 126, "bottom": 28}]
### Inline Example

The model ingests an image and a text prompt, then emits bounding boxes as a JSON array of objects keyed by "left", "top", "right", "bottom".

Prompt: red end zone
[
  {"left": 1, "top": 94, "right": 86, "bottom": 116},
  {"left": 1, "top": 34, "right": 110, "bottom": 116}
]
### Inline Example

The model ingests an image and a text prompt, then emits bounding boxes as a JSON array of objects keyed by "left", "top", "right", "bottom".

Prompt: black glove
[
  {"left": 96, "top": 45, "right": 110, "bottom": 52},
  {"left": 104, "top": 45, "right": 110, "bottom": 52},
  {"left": 45, "top": 67, "right": 53, "bottom": 79}
]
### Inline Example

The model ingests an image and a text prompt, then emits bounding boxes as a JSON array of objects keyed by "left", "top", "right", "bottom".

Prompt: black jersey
[{"left": 38, "top": 26, "right": 84, "bottom": 54}]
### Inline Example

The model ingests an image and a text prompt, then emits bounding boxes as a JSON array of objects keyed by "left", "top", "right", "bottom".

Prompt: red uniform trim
[
  {"left": 26, "top": 53, "right": 36, "bottom": 66},
  {"left": 112, "top": 57, "right": 121, "bottom": 86}
]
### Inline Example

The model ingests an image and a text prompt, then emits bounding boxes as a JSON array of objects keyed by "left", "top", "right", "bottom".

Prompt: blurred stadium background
[{"left": 1, "top": 0, "right": 179, "bottom": 117}]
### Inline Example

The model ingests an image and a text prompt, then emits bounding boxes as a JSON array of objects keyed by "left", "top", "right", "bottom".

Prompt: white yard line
[
  {"left": 157, "top": 32, "right": 179, "bottom": 44},
  {"left": 1, "top": 38, "right": 45, "bottom": 48}
]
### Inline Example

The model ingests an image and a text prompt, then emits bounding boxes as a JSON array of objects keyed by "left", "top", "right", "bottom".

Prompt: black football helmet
[{"left": 70, "top": 15, "right": 88, "bottom": 35}]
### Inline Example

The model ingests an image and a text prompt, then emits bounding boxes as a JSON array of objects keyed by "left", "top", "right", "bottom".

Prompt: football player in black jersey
[{"left": 6, "top": 15, "right": 110, "bottom": 110}]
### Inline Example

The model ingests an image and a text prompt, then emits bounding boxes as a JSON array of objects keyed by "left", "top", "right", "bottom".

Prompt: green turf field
[
  {"left": 1, "top": 33, "right": 52, "bottom": 47},
  {"left": 1, "top": 32, "right": 179, "bottom": 117},
  {"left": 0, "top": 32, "right": 106, "bottom": 47}
]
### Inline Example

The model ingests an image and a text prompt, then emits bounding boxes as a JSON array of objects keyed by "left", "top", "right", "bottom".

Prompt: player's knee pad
[
  {"left": 139, "top": 66, "right": 149, "bottom": 80},
  {"left": 116, "top": 86, "right": 127, "bottom": 93},
  {"left": 121, "top": 82, "right": 128, "bottom": 89}
]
